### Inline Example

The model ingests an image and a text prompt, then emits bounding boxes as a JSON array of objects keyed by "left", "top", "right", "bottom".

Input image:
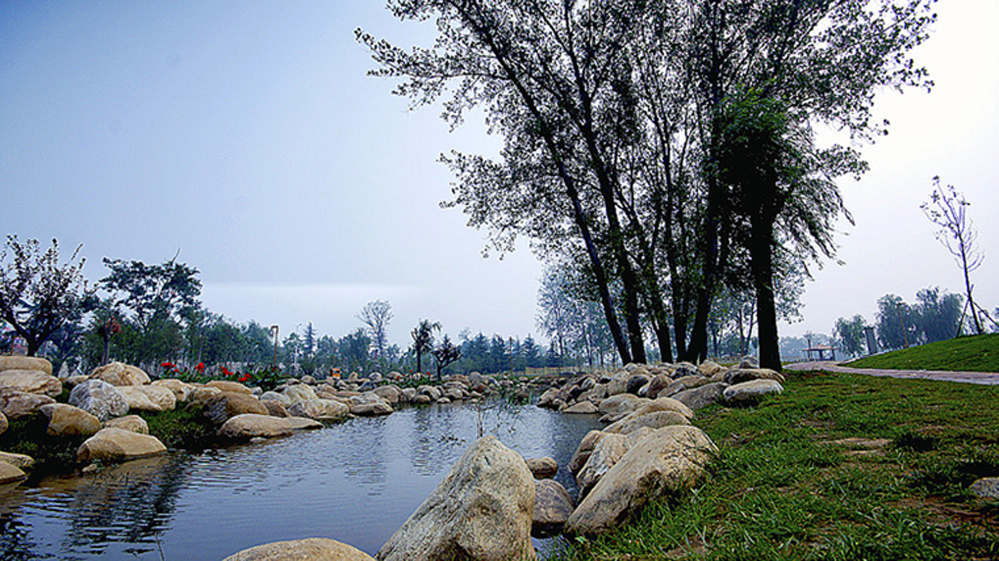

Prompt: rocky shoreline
[{"left": 1, "top": 355, "right": 788, "bottom": 560}]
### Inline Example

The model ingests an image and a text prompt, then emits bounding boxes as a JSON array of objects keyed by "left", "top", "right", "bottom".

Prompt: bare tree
[
  {"left": 922, "top": 177, "right": 984, "bottom": 334},
  {"left": 358, "top": 300, "right": 393, "bottom": 359}
]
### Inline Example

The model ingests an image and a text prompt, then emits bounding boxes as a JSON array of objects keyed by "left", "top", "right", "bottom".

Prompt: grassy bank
[
  {"left": 847, "top": 333, "right": 999, "bottom": 373},
  {"left": 554, "top": 372, "right": 999, "bottom": 560}
]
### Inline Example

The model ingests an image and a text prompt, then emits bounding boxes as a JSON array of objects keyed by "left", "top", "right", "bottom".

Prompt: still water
[{"left": 0, "top": 401, "right": 600, "bottom": 560}]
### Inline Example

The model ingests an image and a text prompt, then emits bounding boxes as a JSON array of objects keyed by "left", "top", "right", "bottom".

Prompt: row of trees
[
  {"left": 0, "top": 236, "right": 570, "bottom": 377},
  {"left": 361, "top": 0, "right": 937, "bottom": 370}
]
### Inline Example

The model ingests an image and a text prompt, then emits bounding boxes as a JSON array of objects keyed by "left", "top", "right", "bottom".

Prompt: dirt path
[{"left": 785, "top": 361, "right": 999, "bottom": 386}]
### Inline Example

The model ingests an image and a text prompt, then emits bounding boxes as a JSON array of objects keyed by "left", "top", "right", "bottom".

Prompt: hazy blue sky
[{"left": 2, "top": 1, "right": 996, "bottom": 349}]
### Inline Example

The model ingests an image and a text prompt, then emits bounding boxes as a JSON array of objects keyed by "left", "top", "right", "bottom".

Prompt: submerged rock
[
  {"left": 377, "top": 435, "right": 536, "bottom": 561},
  {"left": 217, "top": 414, "right": 296, "bottom": 440}
]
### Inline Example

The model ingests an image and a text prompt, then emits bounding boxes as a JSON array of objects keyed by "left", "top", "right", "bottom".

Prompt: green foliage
[
  {"left": 552, "top": 372, "right": 999, "bottom": 560},
  {"left": 834, "top": 315, "right": 868, "bottom": 358},
  {"left": 0, "top": 416, "right": 88, "bottom": 475},
  {"left": 849, "top": 333, "right": 999, "bottom": 372},
  {"left": 0, "top": 235, "right": 91, "bottom": 356},
  {"left": 141, "top": 405, "right": 216, "bottom": 451}
]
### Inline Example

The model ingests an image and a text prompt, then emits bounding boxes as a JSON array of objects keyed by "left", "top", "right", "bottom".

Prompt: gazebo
[{"left": 804, "top": 344, "right": 837, "bottom": 361}]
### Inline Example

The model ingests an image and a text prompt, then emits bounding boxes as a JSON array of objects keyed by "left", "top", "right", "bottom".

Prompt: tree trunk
[{"left": 751, "top": 218, "right": 782, "bottom": 371}]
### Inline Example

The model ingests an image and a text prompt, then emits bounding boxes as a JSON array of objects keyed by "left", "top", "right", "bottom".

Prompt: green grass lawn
[
  {"left": 846, "top": 333, "right": 999, "bottom": 373},
  {"left": 553, "top": 372, "right": 999, "bottom": 560}
]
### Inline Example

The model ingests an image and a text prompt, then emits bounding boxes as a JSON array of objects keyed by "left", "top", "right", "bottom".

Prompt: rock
[
  {"left": 416, "top": 385, "right": 442, "bottom": 401},
  {"left": 116, "top": 386, "right": 164, "bottom": 412},
  {"left": 104, "top": 415, "right": 149, "bottom": 434},
  {"left": 1, "top": 389, "right": 57, "bottom": 419},
  {"left": 436, "top": 397, "right": 452, "bottom": 404},
  {"left": 224, "top": 537, "right": 375, "bottom": 561},
  {"left": 0, "top": 411, "right": 5, "bottom": 435},
  {"left": 723, "top": 379, "right": 784, "bottom": 404},
  {"left": 90, "top": 362, "right": 150, "bottom": 386},
  {"left": 188, "top": 386, "right": 224, "bottom": 404},
  {"left": 970, "top": 477, "right": 999, "bottom": 499},
  {"left": 626, "top": 396, "right": 695, "bottom": 420},
  {"left": 604, "top": 410, "right": 691, "bottom": 436},
  {"left": 525, "top": 457, "right": 559, "bottom": 479},
  {"left": 565, "top": 425, "right": 717, "bottom": 536},
  {"left": 77, "top": 427, "right": 167, "bottom": 464},
  {"left": 301, "top": 375, "right": 317, "bottom": 385},
  {"left": 697, "top": 361, "right": 725, "bottom": 377},
  {"left": 39, "top": 403, "right": 102, "bottom": 437},
  {"left": 377, "top": 435, "right": 536, "bottom": 561},
  {"left": 68, "top": 379, "right": 130, "bottom": 421},
  {"left": 262, "top": 400, "right": 290, "bottom": 417},
  {"left": 576, "top": 433, "right": 630, "bottom": 497},
  {"left": 645, "top": 374, "right": 674, "bottom": 400},
  {"left": 562, "top": 401, "right": 599, "bottom": 414},
  {"left": 536, "top": 387, "right": 563, "bottom": 409},
  {"left": 412, "top": 394, "right": 432, "bottom": 405},
  {"left": 738, "top": 355, "right": 760, "bottom": 369},
  {"left": 218, "top": 414, "right": 296, "bottom": 440},
  {"left": 533, "top": 479, "right": 575, "bottom": 538},
  {"left": 287, "top": 399, "right": 349, "bottom": 421},
  {"left": 0, "top": 451, "right": 34, "bottom": 469},
  {"left": 351, "top": 400, "right": 393, "bottom": 416},
  {"left": 284, "top": 384, "right": 318, "bottom": 403},
  {"left": 627, "top": 374, "right": 651, "bottom": 395},
  {"left": 151, "top": 379, "right": 194, "bottom": 402},
  {"left": 0, "top": 355, "right": 53, "bottom": 375},
  {"left": 401, "top": 388, "right": 417, "bottom": 402},
  {"left": 373, "top": 384, "right": 403, "bottom": 404},
  {"left": 205, "top": 393, "right": 268, "bottom": 425},
  {"left": 286, "top": 417, "right": 323, "bottom": 430},
  {"left": 724, "top": 368, "right": 786, "bottom": 385},
  {"left": 569, "top": 430, "right": 604, "bottom": 476},
  {"left": 0, "top": 462, "right": 27, "bottom": 485},
  {"left": 206, "top": 380, "right": 254, "bottom": 395},
  {"left": 260, "top": 391, "right": 292, "bottom": 406},
  {"left": 138, "top": 385, "right": 177, "bottom": 411},
  {"left": 672, "top": 382, "right": 728, "bottom": 411},
  {"left": 597, "top": 393, "right": 646, "bottom": 416},
  {"left": 0, "top": 370, "right": 62, "bottom": 396}
]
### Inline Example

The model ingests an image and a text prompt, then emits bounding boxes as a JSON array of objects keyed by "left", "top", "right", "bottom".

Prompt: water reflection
[{"left": 0, "top": 400, "right": 600, "bottom": 560}]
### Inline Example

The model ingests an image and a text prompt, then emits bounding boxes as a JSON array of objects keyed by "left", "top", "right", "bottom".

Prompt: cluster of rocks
[
  {"left": 536, "top": 358, "right": 786, "bottom": 415},
  {"left": 1, "top": 357, "right": 499, "bottom": 484}
]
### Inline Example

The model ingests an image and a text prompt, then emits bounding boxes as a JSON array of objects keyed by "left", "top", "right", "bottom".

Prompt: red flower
[
  {"left": 171, "top": 367, "right": 179, "bottom": 373},
  {"left": 195, "top": 362, "right": 205, "bottom": 372},
  {"left": 161, "top": 362, "right": 174, "bottom": 369},
  {"left": 238, "top": 374, "right": 251, "bottom": 383}
]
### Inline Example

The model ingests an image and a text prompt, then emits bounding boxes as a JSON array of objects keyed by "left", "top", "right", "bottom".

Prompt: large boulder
[
  {"left": 188, "top": 386, "right": 224, "bottom": 404},
  {"left": 0, "top": 462, "right": 27, "bottom": 485},
  {"left": 603, "top": 410, "right": 691, "bottom": 436},
  {"left": 287, "top": 399, "right": 349, "bottom": 421},
  {"left": 724, "top": 368, "right": 786, "bottom": 385},
  {"left": 0, "top": 451, "right": 34, "bottom": 470},
  {"left": 224, "top": 538, "right": 375, "bottom": 561},
  {"left": 116, "top": 386, "right": 164, "bottom": 412},
  {"left": 533, "top": 479, "right": 575, "bottom": 538},
  {"left": 569, "top": 430, "right": 604, "bottom": 476},
  {"left": 562, "top": 401, "right": 599, "bottom": 414},
  {"left": 206, "top": 380, "right": 254, "bottom": 395},
  {"left": 91, "top": 362, "right": 150, "bottom": 386},
  {"left": 0, "top": 356, "right": 53, "bottom": 375},
  {"left": 377, "top": 435, "right": 536, "bottom": 561},
  {"left": 284, "top": 384, "right": 318, "bottom": 404},
  {"left": 350, "top": 392, "right": 394, "bottom": 416},
  {"left": 218, "top": 414, "right": 296, "bottom": 440},
  {"left": 262, "top": 400, "right": 290, "bottom": 418},
  {"left": 565, "top": 425, "right": 717, "bottom": 536},
  {"left": 205, "top": 393, "right": 268, "bottom": 425},
  {"left": 723, "top": 379, "right": 784, "bottom": 404},
  {"left": 104, "top": 415, "right": 149, "bottom": 434},
  {"left": 138, "top": 385, "right": 177, "bottom": 411},
  {"left": 0, "top": 370, "right": 62, "bottom": 396},
  {"left": 77, "top": 427, "right": 167, "bottom": 464},
  {"left": 260, "top": 391, "right": 292, "bottom": 406},
  {"left": 697, "top": 361, "right": 725, "bottom": 377},
  {"left": 373, "top": 385, "right": 403, "bottom": 404},
  {"left": 0, "top": 389, "right": 56, "bottom": 419},
  {"left": 671, "top": 382, "right": 728, "bottom": 411},
  {"left": 597, "top": 393, "right": 645, "bottom": 416},
  {"left": 576, "top": 432, "right": 631, "bottom": 497},
  {"left": 151, "top": 379, "right": 194, "bottom": 402},
  {"left": 39, "top": 403, "right": 102, "bottom": 437}
]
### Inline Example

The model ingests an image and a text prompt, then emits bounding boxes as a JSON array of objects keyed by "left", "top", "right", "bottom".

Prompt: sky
[{"left": 1, "top": 1, "right": 996, "bottom": 350}]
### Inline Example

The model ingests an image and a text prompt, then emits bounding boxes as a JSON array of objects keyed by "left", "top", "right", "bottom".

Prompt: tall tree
[
  {"left": 358, "top": 300, "right": 393, "bottom": 360},
  {"left": 0, "top": 236, "right": 91, "bottom": 356},
  {"left": 431, "top": 334, "right": 462, "bottom": 379},
  {"left": 834, "top": 315, "right": 868, "bottom": 358},
  {"left": 410, "top": 319, "right": 440, "bottom": 374},
  {"left": 922, "top": 177, "right": 984, "bottom": 334}
]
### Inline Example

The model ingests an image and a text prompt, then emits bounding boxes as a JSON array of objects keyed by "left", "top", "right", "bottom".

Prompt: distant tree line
[{"left": 0, "top": 236, "right": 563, "bottom": 377}]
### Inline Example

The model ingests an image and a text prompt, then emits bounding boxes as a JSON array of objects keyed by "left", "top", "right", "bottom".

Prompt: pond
[{"left": 0, "top": 401, "right": 601, "bottom": 560}]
